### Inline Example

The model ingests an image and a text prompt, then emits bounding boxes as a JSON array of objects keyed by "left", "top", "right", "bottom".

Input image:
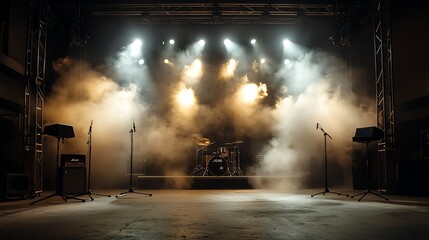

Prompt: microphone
[
  {"left": 88, "top": 120, "right": 93, "bottom": 134},
  {"left": 133, "top": 121, "right": 136, "bottom": 132},
  {"left": 316, "top": 123, "right": 319, "bottom": 130}
]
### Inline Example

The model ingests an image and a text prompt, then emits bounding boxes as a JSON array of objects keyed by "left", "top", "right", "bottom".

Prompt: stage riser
[{"left": 136, "top": 176, "right": 304, "bottom": 189}]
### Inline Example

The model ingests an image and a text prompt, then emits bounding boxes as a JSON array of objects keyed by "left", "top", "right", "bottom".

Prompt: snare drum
[{"left": 217, "top": 147, "right": 229, "bottom": 158}]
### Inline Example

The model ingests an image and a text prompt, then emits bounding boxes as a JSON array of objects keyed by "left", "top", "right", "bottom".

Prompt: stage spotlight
[
  {"left": 260, "top": 58, "right": 266, "bottom": 64},
  {"left": 169, "top": 39, "right": 175, "bottom": 45},
  {"left": 177, "top": 87, "right": 196, "bottom": 107},
  {"left": 224, "top": 39, "right": 232, "bottom": 47},
  {"left": 251, "top": 39, "right": 256, "bottom": 45},
  {"left": 183, "top": 59, "right": 203, "bottom": 81},
  {"left": 164, "top": 59, "right": 170, "bottom": 64},
  {"left": 283, "top": 39, "right": 292, "bottom": 47},
  {"left": 284, "top": 59, "right": 291, "bottom": 65},
  {"left": 138, "top": 59, "right": 145, "bottom": 65},
  {"left": 132, "top": 39, "right": 142, "bottom": 47},
  {"left": 239, "top": 83, "right": 268, "bottom": 104},
  {"left": 130, "top": 39, "right": 142, "bottom": 57},
  {"left": 221, "top": 58, "right": 237, "bottom": 78},
  {"left": 198, "top": 39, "right": 206, "bottom": 46}
]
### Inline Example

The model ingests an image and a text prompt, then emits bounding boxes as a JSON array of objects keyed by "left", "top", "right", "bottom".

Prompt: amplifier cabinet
[
  {"left": 59, "top": 167, "right": 87, "bottom": 195},
  {"left": 61, "top": 154, "right": 86, "bottom": 168}
]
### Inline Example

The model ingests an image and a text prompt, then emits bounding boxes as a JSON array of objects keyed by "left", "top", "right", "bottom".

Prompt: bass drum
[{"left": 208, "top": 156, "right": 229, "bottom": 176}]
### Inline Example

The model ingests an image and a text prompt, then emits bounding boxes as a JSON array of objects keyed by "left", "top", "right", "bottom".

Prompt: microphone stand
[
  {"left": 116, "top": 122, "right": 152, "bottom": 198},
  {"left": 311, "top": 123, "right": 349, "bottom": 198},
  {"left": 77, "top": 121, "right": 111, "bottom": 200}
]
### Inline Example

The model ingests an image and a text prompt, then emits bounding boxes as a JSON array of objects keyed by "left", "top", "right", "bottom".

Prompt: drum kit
[{"left": 190, "top": 134, "right": 243, "bottom": 176}]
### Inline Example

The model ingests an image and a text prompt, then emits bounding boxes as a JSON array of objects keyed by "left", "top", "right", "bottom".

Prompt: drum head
[{"left": 208, "top": 156, "right": 228, "bottom": 176}]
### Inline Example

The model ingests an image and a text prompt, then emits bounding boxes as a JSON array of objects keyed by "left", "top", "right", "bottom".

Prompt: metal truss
[
  {"left": 373, "top": 0, "right": 395, "bottom": 193},
  {"left": 86, "top": 2, "right": 342, "bottom": 24},
  {"left": 24, "top": 0, "right": 48, "bottom": 195}
]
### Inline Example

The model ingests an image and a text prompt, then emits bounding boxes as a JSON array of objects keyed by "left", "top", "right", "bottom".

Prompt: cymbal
[
  {"left": 225, "top": 140, "right": 244, "bottom": 145},
  {"left": 196, "top": 137, "right": 211, "bottom": 146}
]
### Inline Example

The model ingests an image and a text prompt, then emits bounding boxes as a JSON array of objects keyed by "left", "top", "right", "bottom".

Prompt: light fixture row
[{"left": 140, "top": 38, "right": 292, "bottom": 46}]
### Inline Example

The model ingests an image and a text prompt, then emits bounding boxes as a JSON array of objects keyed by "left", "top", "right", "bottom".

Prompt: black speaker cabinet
[
  {"left": 7, "top": 174, "right": 30, "bottom": 196},
  {"left": 59, "top": 167, "right": 87, "bottom": 194}
]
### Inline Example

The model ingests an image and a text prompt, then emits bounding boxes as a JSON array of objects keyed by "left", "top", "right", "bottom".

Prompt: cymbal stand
[
  {"left": 190, "top": 146, "right": 205, "bottom": 176},
  {"left": 236, "top": 142, "right": 243, "bottom": 176},
  {"left": 311, "top": 123, "right": 349, "bottom": 198},
  {"left": 116, "top": 123, "right": 152, "bottom": 198},
  {"left": 228, "top": 146, "right": 237, "bottom": 175},
  {"left": 31, "top": 137, "right": 85, "bottom": 204}
]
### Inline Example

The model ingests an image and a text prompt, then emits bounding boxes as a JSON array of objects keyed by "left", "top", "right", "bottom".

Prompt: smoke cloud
[{"left": 44, "top": 39, "right": 374, "bottom": 189}]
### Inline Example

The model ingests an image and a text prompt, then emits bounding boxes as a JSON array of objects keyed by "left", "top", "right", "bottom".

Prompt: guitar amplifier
[
  {"left": 61, "top": 154, "right": 86, "bottom": 168},
  {"left": 59, "top": 167, "right": 87, "bottom": 194}
]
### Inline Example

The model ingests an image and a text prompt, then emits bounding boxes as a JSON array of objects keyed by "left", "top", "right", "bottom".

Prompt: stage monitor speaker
[
  {"left": 60, "top": 167, "right": 87, "bottom": 195},
  {"left": 7, "top": 174, "right": 30, "bottom": 196}
]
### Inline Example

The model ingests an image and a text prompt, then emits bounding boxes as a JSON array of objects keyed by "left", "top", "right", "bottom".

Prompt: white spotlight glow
[
  {"left": 169, "top": 39, "right": 175, "bottom": 45},
  {"left": 284, "top": 59, "right": 291, "bottom": 65},
  {"left": 260, "top": 58, "right": 266, "bottom": 64},
  {"left": 283, "top": 39, "right": 292, "bottom": 47},
  {"left": 130, "top": 39, "right": 142, "bottom": 57},
  {"left": 251, "top": 39, "right": 256, "bottom": 45},
  {"left": 224, "top": 39, "right": 232, "bottom": 46},
  {"left": 138, "top": 59, "right": 145, "bottom": 65},
  {"left": 132, "top": 39, "right": 142, "bottom": 47},
  {"left": 198, "top": 39, "right": 206, "bottom": 46},
  {"left": 164, "top": 59, "right": 170, "bottom": 64}
]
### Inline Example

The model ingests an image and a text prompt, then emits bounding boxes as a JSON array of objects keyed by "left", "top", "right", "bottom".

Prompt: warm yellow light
[
  {"left": 239, "top": 82, "right": 268, "bottom": 104},
  {"left": 183, "top": 59, "right": 203, "bottom": 81},
  {"left": 176, "top": 87, "right": 196, "bottom": 107},
  {"left": 241, "top": 83, "right": 258, "bottom": 103},
  {"left": 221, "top": 59, "right": 238, "bottom": 79}
]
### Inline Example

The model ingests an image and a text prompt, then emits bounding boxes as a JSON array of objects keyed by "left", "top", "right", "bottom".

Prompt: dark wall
[
  {"left": 0, "top": 0, "right": 28, "bottom": 198},
  {"left": 0, "top": 0, "right": 27, "bottom": 106},
  {"left": 391, "top": 2, "right": 429, "bottom": 195}
]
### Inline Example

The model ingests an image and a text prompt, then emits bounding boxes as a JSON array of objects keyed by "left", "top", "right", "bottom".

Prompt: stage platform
[{"left": 136, "top": 175, "right": 308, "bottom": 189}]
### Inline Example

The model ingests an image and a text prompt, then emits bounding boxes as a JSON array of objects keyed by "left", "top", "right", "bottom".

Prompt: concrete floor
[{"left": 1, "top": 189, "right": 429, "bottom": 240}]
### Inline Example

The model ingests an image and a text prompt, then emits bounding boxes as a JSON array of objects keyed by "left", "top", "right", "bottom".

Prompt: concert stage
[{"left": 136, "top": 175, "right": 309, "bottom": 189}]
